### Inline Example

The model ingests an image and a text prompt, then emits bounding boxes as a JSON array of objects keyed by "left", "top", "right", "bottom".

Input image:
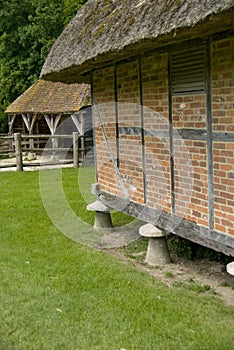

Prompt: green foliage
[
  {"left": 220, "top": 282, "right": 234, "bottom": 290},
  {"left": 0, "top": 110, "right": 8, "bottom": 132},
  {"left": 172, "top": 280, "right": 216, "bottom": 295},
  {"left": 168, "top": 235, "right": 233, "bottom": 264},
  {"left": 63, "top": 0, "right": 87, "bottom": 26},
  {"left": 0, "top": 0, "right": 88, "bottom": 132},
  {"left": 164, "top": 271, "right": 175, "bottom": 278},
  {"left": 124, "top": 237, "right": 148, "bottom": 258}
]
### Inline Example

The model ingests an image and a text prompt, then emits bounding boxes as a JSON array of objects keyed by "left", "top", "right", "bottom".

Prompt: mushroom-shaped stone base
[
  {"left": 87, "top": 200, "right": 113, "bottom": 229},
  {"left": 139, "top": 223, "right": 171, "bottom": 265},
  {"left": 226, "top": 261, "right": 234, "bottom": 276}
]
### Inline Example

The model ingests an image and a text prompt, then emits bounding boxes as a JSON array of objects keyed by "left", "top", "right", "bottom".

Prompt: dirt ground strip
[{"left": 106, "top": 248, "right": 234, "bottom": 308}]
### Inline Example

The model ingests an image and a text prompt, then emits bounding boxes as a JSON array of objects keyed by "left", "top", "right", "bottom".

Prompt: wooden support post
[
  {"left": 51, "top": 136, "right": 58, "bottom": 149},
  {"left": 73, "top": 132, "right": 79, "bottom": 168},
  {"left": 80, "top": 134, "right": 85, "bottom": 162},
  {"left": 14, "top": 133, "right": 23, "bottom": 171},
  {"left": 29, "top": 134, "right": 34, "bottom": 149}
]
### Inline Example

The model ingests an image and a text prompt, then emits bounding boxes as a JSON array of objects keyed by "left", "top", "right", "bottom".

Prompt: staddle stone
[
  {"left": 226, "top": 261, "right": 234, "bottom": 276},
  {"left": 139, "top": 223, "right": 171, "bottom": 266},
  {"left": 139, "top": 223, "right": 169, "bottom": 238},
  {"left": 87, "top": 200, "right": 113, "bottom": 229},
  {"left": 86, "top": 200, "right": 110, "bottom": 213}
]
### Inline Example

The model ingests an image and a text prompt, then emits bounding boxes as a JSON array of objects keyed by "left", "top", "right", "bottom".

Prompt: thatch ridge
[
  {"left": 5, "top": 80, "right": 91, "bottom": 114},
  {"left": 40, "top": 0, "right": 234, "bottom": 83}
]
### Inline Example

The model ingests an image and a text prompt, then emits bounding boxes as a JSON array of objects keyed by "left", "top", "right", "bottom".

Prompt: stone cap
[
  {"left": 226, "top": 261, "right": 234, "bottom": 276},
  {"left": 139, "top": 223, "right": 169, "bottom": 238},
  {"left": 86, "top": 200, "right": 111, "bottom": 213}
]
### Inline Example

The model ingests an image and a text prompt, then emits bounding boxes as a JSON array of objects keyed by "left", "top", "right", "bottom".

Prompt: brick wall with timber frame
[{"left": 92, "top": 30, "right": 234, "bottom": 256}]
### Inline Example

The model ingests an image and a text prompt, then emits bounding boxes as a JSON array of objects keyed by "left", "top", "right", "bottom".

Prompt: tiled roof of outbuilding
[{"left": 5, "top": 80, "right": 91, "bottom": 114}]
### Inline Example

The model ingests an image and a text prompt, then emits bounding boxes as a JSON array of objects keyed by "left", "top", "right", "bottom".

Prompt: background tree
[{"left": 0, "top": 0, "right": 87, "bottom": 132}]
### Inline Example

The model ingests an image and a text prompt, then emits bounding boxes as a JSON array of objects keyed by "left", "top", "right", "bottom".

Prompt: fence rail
[{"left": 0, "top": 132, "right": 83, "bottom": 171}]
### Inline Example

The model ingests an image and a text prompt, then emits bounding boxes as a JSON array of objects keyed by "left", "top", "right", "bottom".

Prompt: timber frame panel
[{"left": 91, "top": 29, "right": 234, "bottom": 256}]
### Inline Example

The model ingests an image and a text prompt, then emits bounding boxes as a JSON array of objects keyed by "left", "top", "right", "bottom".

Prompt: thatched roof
[
  {"left": 5, "top": 80, "right": 91, "bottom": 114},
  {"left": 40, "top": 0, "right": 234, "bottom": 84}
]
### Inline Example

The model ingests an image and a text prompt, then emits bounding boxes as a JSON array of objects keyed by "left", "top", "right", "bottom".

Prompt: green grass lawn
[{"left": 0, "top": 168, "right": 233, "bottom": 350}]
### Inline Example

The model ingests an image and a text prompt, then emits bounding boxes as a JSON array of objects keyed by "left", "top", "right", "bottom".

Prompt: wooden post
[
  {"left": 80, "top": 134, "right": 85, "bottom": 162},
  {"left": 14, "top": 133, "right": 23, "bottom": 171},
  {"left": 51, "top": 135, "right": 58, "bottom": 149},
  {"left": 73, "top": 132, "right": 79, "bottom": 168},
  {"left": 29, "top": 133, "right": 34, "bottom": 150}
]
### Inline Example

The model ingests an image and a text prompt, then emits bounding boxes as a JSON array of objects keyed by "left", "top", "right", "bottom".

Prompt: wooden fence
[{"left": 0, "top": 132, "right": 84, "bottom": 171}]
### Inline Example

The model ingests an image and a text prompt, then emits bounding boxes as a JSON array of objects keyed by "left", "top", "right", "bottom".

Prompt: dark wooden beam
[
  {"left": 94, "top": 186, "right": 234, "bottom": 257},
  {"left": 168, "top": 52, "right": 175, "bottom": 214},
  {"left": 91, "top": 70, "right": 98, "bottom": 182},
  {"left": 138, "top": 59, "right": 147, "bottom": 204},
  {"left": 114, "top": 64, "right": 120, "bottom": 168},
  {"left": 205, "top": 37, "right": 214, "bottom": 230}
]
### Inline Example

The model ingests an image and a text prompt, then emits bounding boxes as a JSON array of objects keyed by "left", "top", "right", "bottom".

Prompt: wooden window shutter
[{"left": 171, "top": 45, "right": 206, "bottom": 95}]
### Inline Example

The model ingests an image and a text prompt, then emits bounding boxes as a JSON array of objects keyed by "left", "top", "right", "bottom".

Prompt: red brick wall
[
  {"left": 172, "top": 94, "right": 209, "bottom": 227},
  {"left": 93, "top": 36, "right": 234, "bottom": 238},
  {"left": 117, "top": 61, "right": 144, "bottom": 203},
  {"left": 212, "top": 37, "right": 234, "bottom": 235},
  {"left": 93, "top": 67, "right": 120, "bottom": 196},
  {"left": 93, "top": 63, "right": 145, "bottom": 202},
  {"left": 141, "top": 53, "right": 171, "bottom": 213}
]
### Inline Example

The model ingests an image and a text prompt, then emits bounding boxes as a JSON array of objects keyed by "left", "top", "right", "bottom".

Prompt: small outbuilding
[
  {"left": 40, "top": 0, "right": 234, "bottom": 256},
  {"left": 6, "top": 79, "right": 92, "bottom": 150}
]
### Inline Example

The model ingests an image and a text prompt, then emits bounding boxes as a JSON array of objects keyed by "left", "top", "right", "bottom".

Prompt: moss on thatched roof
[
  {"left": 5, "top": 80, "right": 91, "bottom": 114},
  {"left": 40, "top": 0, "right": 234, "bottom": 83}
]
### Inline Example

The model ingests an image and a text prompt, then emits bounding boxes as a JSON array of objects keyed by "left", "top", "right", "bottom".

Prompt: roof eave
[{"left": 40, "top": 9, "right": 234, "bottom": 84}]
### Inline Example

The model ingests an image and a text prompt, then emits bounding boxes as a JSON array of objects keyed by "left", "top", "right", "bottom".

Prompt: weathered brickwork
[
  {"left": 212, "top": 38, "right": 234, "bottom": 235},
  {"left": 172, "top": 95, "right": 206, "bottom": 129},
  {"left": 117, "top": 134, "right": 144, "bottom": 203},
  {"left": 172, "top": 94, "right": 209, "bottom": 227},
  {"left": 175, "top": 139, "right": 209, "bottom": 226},
  {"left": 213, "top": 142, "right": 234, "bottom": 235},
  {"left": 93, "top": 62, "right": 145, "bottom": 202},
  {"left": 212, "top": 38, "right": 234, "bottom": 132},
  {"left": 117, "top": 61, "right": 144, "bottom": 203},
  {"left": 93, "top": 67, "right": 120, "bottom": 196},
  {"left": 141, "top": 53, "right": 171, "bottom": 213},
  {"left": 93, "top": 36, "right": 234, "bottom": 240}
]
